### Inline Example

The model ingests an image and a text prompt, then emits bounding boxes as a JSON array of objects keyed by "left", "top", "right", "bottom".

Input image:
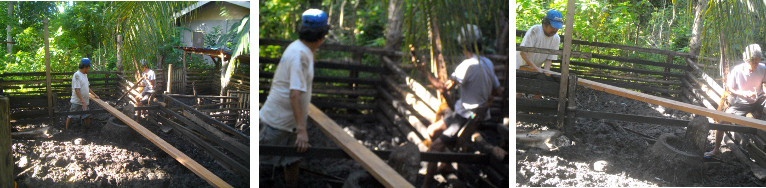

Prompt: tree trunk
[
  {"left": 384, "top": 0, "right": 404, "bottom": 51},
  {"left": 689, "top": 0, "right": 708, "bottom": 55},
  {"left": 6, "top": 1, "right": 12, "bottom": 54}
]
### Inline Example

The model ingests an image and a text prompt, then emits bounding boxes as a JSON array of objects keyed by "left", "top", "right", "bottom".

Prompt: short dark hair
[
  {"left": 460, "top": 40, "right": 483, "bottom": 54},
  {"left": 542, "top": 18, "right": 551, "bottom": 26},
  {"left": 79, "top": 62, "right": 91, "bottom": 69},
  {"left": 298, "top": 24, "right": 329, "bottom": 42}
]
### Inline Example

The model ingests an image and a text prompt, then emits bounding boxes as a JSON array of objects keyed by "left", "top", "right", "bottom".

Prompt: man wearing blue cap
[
  {"left": 66, "top": 58, "right": 100, "bottom": 130},
  {"left": 516, "top": 9, "right": 564, "bottom": 73},
  {"left": 259, "top": 8, "right": 329, "bottom": 188}
]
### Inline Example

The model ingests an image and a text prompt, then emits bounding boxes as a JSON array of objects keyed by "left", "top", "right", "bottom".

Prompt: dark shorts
[
  {"left": 439, "top": 110, "right": 469, "bottom": 146},
  {"left": 259, "top": 120, "right": 300, "bottom": 166},
  {"left": 726, "top": 95, "right": 766, "bottom": 118},
  {"left": 140, "top": 91, "right": 153, "bottom": 102},
  {"left": 67, "top": 103, "right": 90, "bottom": 119}
]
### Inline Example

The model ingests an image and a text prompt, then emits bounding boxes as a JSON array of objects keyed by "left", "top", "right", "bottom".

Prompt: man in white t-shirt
[
  {"left": 422, "top": 24, "right": 502, "bottom": 188},
  {"left": 259, "top": 9, "right": 328, "bottom": 188},
  {"left": 65, "top": 58, "right": 100, "bottom": 130},
  {"left": 516, "top": 9, "right": 563, "bottom": 72},
  {"left": 135, "top": 59, "right": 155, "bottom": 118},
  {"left": 706, "top": 44, "right": 766, "bottom": 158}
]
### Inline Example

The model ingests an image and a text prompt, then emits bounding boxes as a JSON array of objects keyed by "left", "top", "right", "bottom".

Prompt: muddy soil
[
  {"left": 10, "top": 99, "right": 249, "bottom": 188},
  {"left": 258, "top": 116, "right": 405, "bottom": 188},
  {"left": 517, "top": 88, "right": 765, "bottom": 187}
]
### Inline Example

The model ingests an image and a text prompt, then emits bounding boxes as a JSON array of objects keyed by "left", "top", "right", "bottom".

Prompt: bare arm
[
  {"left": 544, "top": 59, "right": 552, "bottom": 71},
  {"left": 290, "top": 89, "right": 310, "bottom": 153},
  {"left": 520, "top": 52, "right": 543, "bottom": 72},
  {"left": 74, "top": 88, "right": 87, "bottom": 110},
  {"left": 89, "top": 89, "right": 99, "bottom": 99}
]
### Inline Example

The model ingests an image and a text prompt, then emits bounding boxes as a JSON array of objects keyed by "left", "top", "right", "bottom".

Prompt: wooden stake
[
  {"left": 44, "top": 18, "right": 53, "bottom": 117},
  {"left": 0, "top": 96, "right": 11, "bottom": 188},
  {"left": 557, "top": 0, "right": 576, "bottom": 129},
  {"left": 167, "top": 64, "right": 173, "bottom": 94}
]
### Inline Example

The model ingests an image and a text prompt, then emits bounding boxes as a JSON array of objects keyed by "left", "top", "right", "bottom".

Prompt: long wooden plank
[
  {"left": 89, "top": 95, "right": 232, "bottom": 188},
  {"left": 259, "top": 145, "right": 489, "bottom": 164},
  {"left": 545, "top": 71, "right": 766, "bottom": 131},
  {"left": 153, "top": 114, "right": 249, "bottom": 177},
  {"left": 307, "top": 103, "right": 413, "bottom": 187}
]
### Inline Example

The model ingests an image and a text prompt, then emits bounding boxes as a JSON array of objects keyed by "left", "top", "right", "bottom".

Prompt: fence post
[
  {"left": 167, "top": 64, "right": 173, "bottom": 94},
  {"left": 0, "top": 95, "right": 12, "bottom": 188},
  {"left": 44, "top": 18, "right": 53, "bottom": 117}
]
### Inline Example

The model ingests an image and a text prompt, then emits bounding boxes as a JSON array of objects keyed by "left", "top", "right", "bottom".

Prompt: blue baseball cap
[
  {"left": 301, "top": 9, "right": 328, "bottom": 29},
  {"left": 545, "top": 10, "right": 564, "bottom": 29},
  {"left": 80, "top": 58, "right": 91, "bottom": 68}
]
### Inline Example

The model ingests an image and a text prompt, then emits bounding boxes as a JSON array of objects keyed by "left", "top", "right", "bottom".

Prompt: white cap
[{"left": 743, "top": 43, "right": 763, "bottom": 62}]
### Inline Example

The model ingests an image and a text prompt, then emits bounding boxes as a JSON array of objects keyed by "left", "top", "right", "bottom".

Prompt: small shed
[{"left": 174, "top": 1, "right": 250, "bottom": 65}]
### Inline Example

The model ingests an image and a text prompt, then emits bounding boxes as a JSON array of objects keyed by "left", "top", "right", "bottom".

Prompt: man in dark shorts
[
  {"left": 422, "top": 25, "right": 502, "bottom": 188},
  {"left": 259, "top": 8, "right": 329, "bottom": 188},
  {"left": 65, "top": 58, "right": 100, "bottom": 130}
]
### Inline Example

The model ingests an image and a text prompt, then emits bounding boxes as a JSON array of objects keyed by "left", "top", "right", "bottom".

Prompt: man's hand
[
  {"left": 445, "top": 79, "right": 455, "bottom": 90},
  {"left": 295, "top": 128, "right": 310, "bottom": 153},
  {"left": 81, "top": 102, "right": 88, "bottom": 111}
]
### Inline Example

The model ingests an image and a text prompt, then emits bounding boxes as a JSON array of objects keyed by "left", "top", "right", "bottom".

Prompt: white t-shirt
[
  {"left": 142, "top": 69, "right": 156, "bottom": 93},
  {"left": 727, "top": 62, "right": 766, "bottom": 103},
  {"left": 70, "top": 70, "right": 90, "bottom": 105},
  {"left": 259, "top": 40, "right": 314, "bottom": 132},
  {"left": 451, "top": 54, "right": 501, "bottom": 119},
  {"left": 516, "top": 24, "right": 560, "bottom": 69}
]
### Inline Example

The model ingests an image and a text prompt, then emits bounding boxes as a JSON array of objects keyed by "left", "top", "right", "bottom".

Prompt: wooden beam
[
  {"left": 88, "top": 95, "right": 233, "bottom": 188},
  {"left": 545, "top": 71, "right": 766, "bottom": 131},
  {"left": 153, "top": 114, "right": 249, "bottom": 177},
  {"left": 307, "top": 104, "right": 413, "bottom": 187},
  {"left": 167, "top": 64, "right": 173, "bottom": 94},
  {"left": 0, "top": 96, "right": 10, "bottom": 188},
  {"left": 44, "top": 18, "right": 53, "bottom": 117},
  {"left": 558, "top": 0, "right": 576, "bottom": 128},
  {"left": 382, "top": 56, "right": 441, "bottom": 111},
  {"left": 515, "top": 45, "right": 591, "bottom": 59},
  {"left": 259, "top": 145, "right": 490, "bottom": 164},
  {"left": 685, "top": 58, "right": 724, "bottom": 96},
  {"left": 163, "top": 94, "right": 249, "bottom": 141},
  {"left": 382, "top": 75, "right": 436, "bottom": 121}
]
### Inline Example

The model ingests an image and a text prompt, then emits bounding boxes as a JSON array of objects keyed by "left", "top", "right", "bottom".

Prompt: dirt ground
[
  {"left": 10, "top": 99, "right": 249, "bottom": 188},
  {"left": 258, "top": 110, "right": 508, "bottom": 188},
  {"left": 517, "top": 88, "right": 765, "bottom": 186}
]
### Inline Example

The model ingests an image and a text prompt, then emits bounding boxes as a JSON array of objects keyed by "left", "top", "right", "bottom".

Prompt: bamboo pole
[{"left": 0, "top": 96, "right": 10, "bottom": 188}]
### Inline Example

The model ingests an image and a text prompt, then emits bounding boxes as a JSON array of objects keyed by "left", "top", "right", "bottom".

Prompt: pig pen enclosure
[
  {"left": 516, "top": 29, "right": 766, "bottom": 186},
  {"left": 258, "top": 39, "right": 511, "bottom": 187},
  {"left": 0, "top": 47, "right": 251, "bottom": 188}
]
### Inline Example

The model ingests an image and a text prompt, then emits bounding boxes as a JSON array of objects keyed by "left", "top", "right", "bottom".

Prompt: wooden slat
[
  {"left": 545, "top": 71, "right": 766, "bottom": 131},
  {"left": 260, "top": 57, "right": 380, "bottom": 72},
  {"left": 381, "top": 56, "right": 441, "bottom": 111},
  {"left": 89, "top": 95, "right": 233, "bottom": 188},
  {"left": 515, "top": 45, "right": 591, "bottom": 59},
  {"left": 307, "top": 104, "right": 413, "bottom": 187}
]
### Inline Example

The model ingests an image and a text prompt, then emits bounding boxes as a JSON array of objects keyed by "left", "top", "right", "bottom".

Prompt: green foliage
[{"left": 516, "top": 0, "right": 693, "bottom": 70}]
